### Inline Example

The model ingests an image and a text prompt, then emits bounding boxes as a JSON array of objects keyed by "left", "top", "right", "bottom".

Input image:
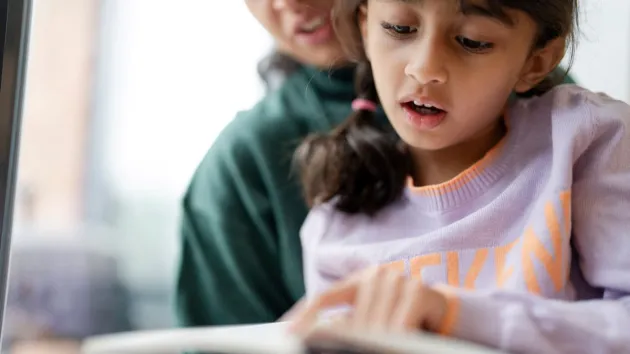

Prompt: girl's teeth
[{"left": 413, "top": 100, "right": 435, "bottom": 109}]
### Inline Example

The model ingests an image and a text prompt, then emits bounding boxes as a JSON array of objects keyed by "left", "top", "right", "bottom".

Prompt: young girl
[{"left": 288, "top": 0, "right": 630, "bottom": 352}]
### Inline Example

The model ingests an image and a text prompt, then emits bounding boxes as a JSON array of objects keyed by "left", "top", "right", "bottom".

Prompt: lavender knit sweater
[{"left": 301, "top": 85, "right": 630, "bottom": 354}]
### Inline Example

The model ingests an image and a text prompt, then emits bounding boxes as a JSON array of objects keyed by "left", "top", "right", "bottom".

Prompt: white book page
[
  {"left": 82, "top": 322, "right": 302, "bottom": 354},
  {"left": 305, "top": 327, "right": 505, "bottom": 354},
  {"left": 82, "top": 322, "right": 502, "bottom": 354}
]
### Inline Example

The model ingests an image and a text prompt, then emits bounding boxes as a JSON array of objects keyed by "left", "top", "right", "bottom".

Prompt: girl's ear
[
  {"left": 514, "top": 37, "right": 567, "bottom": 93},
  {"left": 358, "top": 5, "right": 369, "bottom": 59}
]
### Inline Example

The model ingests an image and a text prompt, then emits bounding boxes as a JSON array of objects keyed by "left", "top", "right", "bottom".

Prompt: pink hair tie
[{"left": 352, "top": 98, "right": 378, "bottom": 112}]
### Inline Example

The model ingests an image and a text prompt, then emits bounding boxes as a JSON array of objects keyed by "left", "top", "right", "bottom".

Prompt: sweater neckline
[{"left": 405, "top": 109, "right": 520, "bottom": 212}]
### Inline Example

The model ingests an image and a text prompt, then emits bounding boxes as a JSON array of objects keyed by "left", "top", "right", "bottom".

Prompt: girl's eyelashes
[
  {"left": 380, "top": 21, "right": 417, "bottom": 38},
  {"left": 379, "top": 21, "right": 494, "bottom": 54},
  {"left": 456, "top": 36, "right": 494, "bottom": 53}
]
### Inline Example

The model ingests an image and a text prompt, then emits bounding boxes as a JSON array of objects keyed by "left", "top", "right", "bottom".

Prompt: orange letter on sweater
[
  {"left": 522, "top": 201, "right": 567, "bottom": 294},
  {"left": 560, "top": 190, "right": 572, "bottom": 283},
  {"left": 464, "top": 249, "right": 489, "bottom": 289},
  {"left": 495, "top": 239, "right": 517, "bottom": 288},
  {"left": 410, "top": 254, "right": 442, "bottom": 282},
  {"left": 383, "top": 260, "right": 406, "bottom": 274},
  {"left": 522, "top": 227, "right": 543, "bottom": 294},
  {"left": 446, "top": 250, "right": 488, "bottom": 289}
]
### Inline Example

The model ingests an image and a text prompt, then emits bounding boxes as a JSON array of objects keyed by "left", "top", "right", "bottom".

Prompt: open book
[{"left": 81, "top": 322, "right": 503, "bottom": 354}]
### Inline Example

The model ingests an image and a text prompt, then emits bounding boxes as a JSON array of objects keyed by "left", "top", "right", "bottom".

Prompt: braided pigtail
[{"left": 294, "top": 62, "right": 409, "bottom": 216}]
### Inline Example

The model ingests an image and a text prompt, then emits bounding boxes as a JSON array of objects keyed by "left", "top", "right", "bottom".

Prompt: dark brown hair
[
  {"left": 257, "top": 51, "right": 301, "bottom": 91},
  {"left": 295, "top": 0, "right": 579, "bottom": 216}
]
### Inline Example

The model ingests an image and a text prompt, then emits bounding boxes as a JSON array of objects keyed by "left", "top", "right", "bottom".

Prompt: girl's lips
[{"left": 402, "top": 103, "right": 447, "bottom": 130}]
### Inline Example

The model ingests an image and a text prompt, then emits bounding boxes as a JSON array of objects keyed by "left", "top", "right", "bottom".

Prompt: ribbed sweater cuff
[{"left": 434, "top": 287, "right": 502, "bottom": 349}]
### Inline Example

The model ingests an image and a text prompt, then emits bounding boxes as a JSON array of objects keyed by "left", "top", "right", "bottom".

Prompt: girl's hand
[{"left": 286, "top": 266, "right": 449, "bottom": 334}]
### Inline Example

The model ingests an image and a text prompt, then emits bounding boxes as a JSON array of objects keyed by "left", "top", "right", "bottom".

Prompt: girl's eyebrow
[{"left": 460, "top": 2, "right": 514, "bottom": 27}]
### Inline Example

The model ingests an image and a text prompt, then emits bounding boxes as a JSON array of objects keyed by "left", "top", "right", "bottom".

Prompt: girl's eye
[
  {"left": 380, "top": 22, "right": 417, "bottom": 38},
  {"left": 456, "top": 36, "right": 494, "bottom": 53}
]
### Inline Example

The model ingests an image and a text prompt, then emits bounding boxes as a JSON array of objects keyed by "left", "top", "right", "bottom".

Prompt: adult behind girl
[
  {"left": 174, "top": 0, "right": 391, "bottom": 326},
  {"left": 289, "top": 0, "right": 630, "bottom": 353}
]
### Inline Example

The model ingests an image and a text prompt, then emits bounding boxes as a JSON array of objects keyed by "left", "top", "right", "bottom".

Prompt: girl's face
[
  {"left": 246, "top": 0, "right": 348, "bottom": 68},
  {"left": 360, "top": 0, "right": 565, "bottom": 152}
]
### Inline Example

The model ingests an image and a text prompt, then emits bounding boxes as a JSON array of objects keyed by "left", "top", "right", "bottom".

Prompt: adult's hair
[{"left": 257, "top": 51, "right": 301, "bottom": 91}]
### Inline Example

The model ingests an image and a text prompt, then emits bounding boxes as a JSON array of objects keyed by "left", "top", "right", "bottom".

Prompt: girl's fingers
[
  {"left": 279, "top": 298, "right": 306, "bottom": 322},
  {"left": 390, "top": 279, "right": 427, "bottom": 331},
  {"left": 368, "top": 269, "right": 404, "bottom": 329},
  {"left": 327, "top": 311, "right": 353, "bottom": 327},
  {"left": 352, "top": 268, "right": 381, "bottom": 328},
  {"left": 288, "top": 276, "right": 360, "bottom": 332},
  {"left": 289, "top": 266, "right": 435, "bottom": 334}
]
